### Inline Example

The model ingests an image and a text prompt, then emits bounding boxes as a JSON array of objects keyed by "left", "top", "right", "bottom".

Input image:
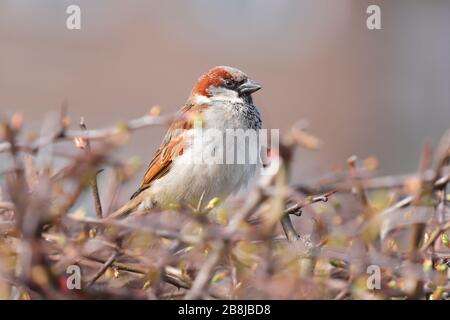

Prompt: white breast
[{"left": 139, "top": 100, "right": 261, "bottom": 209}]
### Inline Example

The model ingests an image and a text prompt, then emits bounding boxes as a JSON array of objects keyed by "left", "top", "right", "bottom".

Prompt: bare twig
[
  {"left": 81, "top": 255, "right": 193, "bottom": 290},
  {"left": 184, "top": 241, "right": 226, "bottom": 300},
  {"left": 85, "top": 251, "right": 118, "bottom": 287},
  {"left": 0, "top": 114, "right": 172, "bottom": 154},
  {"left": 285, "top": 190, "right": 336, "bottom": 216},
  {"left": 78, "top": 117, "right": 103, "bottom": 219},
  {"left": 347, "top": 155, "right": 372, "bottom": 211},
  {"left": 295, "top": 171, "right": 436, "bottom": 195},
  {"left": 421, "top": 220, "right": 450, "bottom": 252},
  {"left": 67, "top": 215, "right": 202, "bottom": 245},
  {"left": 280, "top": 215, "right": 300, "bottom": 241}
]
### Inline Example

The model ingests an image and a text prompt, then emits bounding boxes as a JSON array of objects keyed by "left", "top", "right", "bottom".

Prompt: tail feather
[{"left": 107, "top": 197, "right": 142, "bottom": 219}]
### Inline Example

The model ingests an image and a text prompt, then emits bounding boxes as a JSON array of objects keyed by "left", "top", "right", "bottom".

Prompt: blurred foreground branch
[{"left": 0, "top": 112, "right": 448, "bottom": 300}]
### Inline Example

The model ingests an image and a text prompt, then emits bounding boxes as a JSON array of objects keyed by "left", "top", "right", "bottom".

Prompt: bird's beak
[{"left": 238, "top": 79, "right": 262, "bottom": 95}]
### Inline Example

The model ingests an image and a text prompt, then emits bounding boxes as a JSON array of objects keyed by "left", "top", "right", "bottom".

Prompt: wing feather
[{"left": 130, "top": 103, "right": 206, "bottom": 199}]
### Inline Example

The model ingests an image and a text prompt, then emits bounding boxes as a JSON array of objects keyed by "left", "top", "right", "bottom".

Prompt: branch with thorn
[{"left": 76, "top": 117, "right": 103, "bottom": 219}]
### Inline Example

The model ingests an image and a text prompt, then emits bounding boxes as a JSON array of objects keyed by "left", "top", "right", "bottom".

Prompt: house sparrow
[{"left": 110, "top": 66, "right": 262, "bottom": 218}]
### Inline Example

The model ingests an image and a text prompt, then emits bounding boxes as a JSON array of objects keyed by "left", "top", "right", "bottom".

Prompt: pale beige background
[{"left": 1, "top": 1, "right": 450, "bottom": 201}]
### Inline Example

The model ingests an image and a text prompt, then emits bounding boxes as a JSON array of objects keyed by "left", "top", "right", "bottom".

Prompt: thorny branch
[
  {"left": 0, "top": 111, "right": 449, "bottom": 300},
  {"left": 0, "top": 113, "right": 173, "bottom": 155},
  {"left": 78, "top": 117, "right": 103, "bottom": 219},
  {"left": 85, "top": 251, "right": 118, "bottom": 287}
]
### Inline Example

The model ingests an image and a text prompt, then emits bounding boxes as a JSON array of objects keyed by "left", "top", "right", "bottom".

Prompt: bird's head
[{"left": 191, "top": 66, "right": 261, "bottom": 103}]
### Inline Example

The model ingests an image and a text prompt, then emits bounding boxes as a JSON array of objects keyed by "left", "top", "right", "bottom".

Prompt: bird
[{"left": 110, "top": 66, "right": 262, "bottom": 218}]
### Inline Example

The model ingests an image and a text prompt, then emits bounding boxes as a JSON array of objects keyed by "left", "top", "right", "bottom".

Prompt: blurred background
[{"left": 1, "top": 0, "right": 450, "bottom": 196}]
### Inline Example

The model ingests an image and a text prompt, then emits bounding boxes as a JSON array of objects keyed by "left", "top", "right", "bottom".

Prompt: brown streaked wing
[{"left": 130, "top": 103, "right": 207, "bottom": 199}]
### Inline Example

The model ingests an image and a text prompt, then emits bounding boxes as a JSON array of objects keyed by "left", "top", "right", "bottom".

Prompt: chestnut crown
[{"left": 191, "top": 66, "right": 261, "bottom": 98}]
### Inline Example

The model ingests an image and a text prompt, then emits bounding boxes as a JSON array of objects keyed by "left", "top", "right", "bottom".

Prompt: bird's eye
[{"left": 223, "top": 79, "right": 234, "bottom": 88}]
